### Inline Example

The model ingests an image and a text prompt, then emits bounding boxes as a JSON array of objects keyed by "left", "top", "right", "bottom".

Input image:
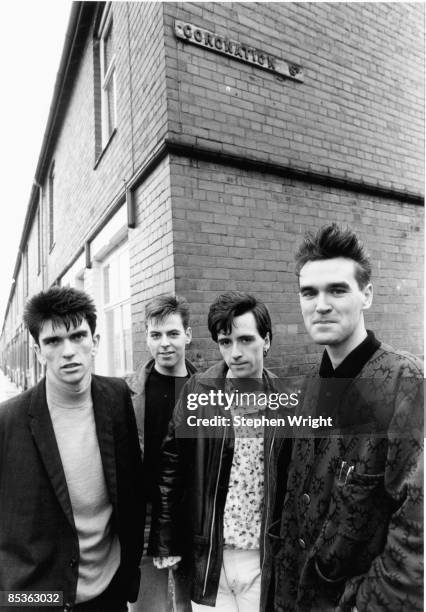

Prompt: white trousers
[{"left": 191, "top": 548, "right": 260, "bottom": 611}]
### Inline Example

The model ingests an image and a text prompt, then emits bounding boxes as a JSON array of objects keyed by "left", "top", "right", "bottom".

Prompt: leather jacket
[{"left": 151, "top": 360, "right": 278, "bottom": 606}]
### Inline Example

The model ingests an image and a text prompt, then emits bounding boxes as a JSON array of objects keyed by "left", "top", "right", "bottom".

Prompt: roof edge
[{"left": 2, "top": 1, "right": 97, "bottom": 330}]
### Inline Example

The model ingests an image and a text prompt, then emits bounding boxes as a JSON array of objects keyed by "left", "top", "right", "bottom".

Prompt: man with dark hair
[
  {"left": 294, "top": 222, "right": 372, "bottom": 287},
  {"left": 152, "top": 291, "right": 276, "bottom": 611},
  {"left": 131, "top": 295, "right": 196, "bottom": 612},
  {"left": 0, "top": 286, "right": 144, "bottom": 612},
  {"left": 207, "top": 291, "right": 273, "bottom": 346},
  {"left": 262, "top": 224, "right": 423, "bottom": 611}
]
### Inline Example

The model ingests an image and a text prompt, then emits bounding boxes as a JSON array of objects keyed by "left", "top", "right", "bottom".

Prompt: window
[
  {"left": 101, "top": 244, "right": 132, "bottom": 377},
  {"left": 99, "top": 5, "right": 116, "bottom": 148},
  {"left": 48, "top": 162, "right": 55, "bottom": 250}
]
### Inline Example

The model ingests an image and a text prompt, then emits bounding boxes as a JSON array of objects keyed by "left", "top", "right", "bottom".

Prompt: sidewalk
[{"left": 0, "top": 370, "right": 21, "bottom": 402}]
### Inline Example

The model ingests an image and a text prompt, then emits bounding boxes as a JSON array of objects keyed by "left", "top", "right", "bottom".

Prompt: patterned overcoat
[{"left": 262, "top": 343, "right": 423, "bottom": 612}]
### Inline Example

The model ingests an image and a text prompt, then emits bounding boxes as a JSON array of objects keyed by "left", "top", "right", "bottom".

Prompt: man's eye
[
  {"left": 300, "top": 291, "right": 315, "bottom": 298},
  {"left": 73, "top": 333, "right": 85, "bottom": 341},
  {"left": 169, "top": 332, "right": 180, "bottom": 337},
  {"left": 150, "top": 334, "right": 160, "bottom": 339},
  {"left": 218, "top": 339, "right": 231, "bottom": 347},
  {"left": 331, "top": 288, "right": 346, "bottom": 295},
  {"left": 241, "top": 338, "right": 253, "bottom": 344}
]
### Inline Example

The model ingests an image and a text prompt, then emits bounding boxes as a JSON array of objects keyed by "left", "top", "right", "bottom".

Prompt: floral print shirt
[{"left": 223, "top": 384, "right": 264, "bottom": 550}]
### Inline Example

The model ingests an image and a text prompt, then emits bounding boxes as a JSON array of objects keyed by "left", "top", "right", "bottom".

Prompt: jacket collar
[
  {"left": 319, "top": 330, "right": 381, "bottom": 378},
  {"left": 27, "top": 375, "right": 119, "bottom": 528},
  {"left": 132, "top": 357, "right": 198, "bottom": 394},
  {"left": 28, "top": 378, "right": 76, "bottom": 529},
  {"left": 197, "top": 360, "right": 277, "bottom": 389},
  {"left": 90, "top": 375, "right": 118, "bottom": 513}
]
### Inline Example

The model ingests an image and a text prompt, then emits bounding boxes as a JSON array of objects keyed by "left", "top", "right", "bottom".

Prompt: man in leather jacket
[
  {"left": 131, "top": 295, "right": 196, "bottom": 612},
  {"left": 151, "top": 291, "right": 277, "bottom": 611}
]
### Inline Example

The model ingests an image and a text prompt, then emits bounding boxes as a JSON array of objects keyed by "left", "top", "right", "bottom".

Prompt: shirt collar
[{"left": 319, "top": 330, "right": 381, "bottom": 378}]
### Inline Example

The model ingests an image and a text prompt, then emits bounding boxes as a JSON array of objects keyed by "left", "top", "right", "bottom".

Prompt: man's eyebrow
[
  {"left": 299, "top": 282, "right": 351, "bottom": 291},
  {"left": 40, "top": 335, "right": 61, "bottom": 344},
  {"left": 299, "top": 284, "right": 317, "bottom": 292},
  {"left": 149, "top": 328, "right": 182, "bottom": 334},
  {"left": 70, "top": 330, "right": 89, "bottom": 337},
  {"left": 327, "top": 282, "right": 351, "bottom": 289}
]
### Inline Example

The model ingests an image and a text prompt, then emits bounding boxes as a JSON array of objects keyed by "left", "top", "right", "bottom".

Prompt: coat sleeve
[
  {"left": 148, "top": 378, "right": 194, "bottom": 558},
  {"left": 339, "top": 362, "right": 424, "bottom": 611}
]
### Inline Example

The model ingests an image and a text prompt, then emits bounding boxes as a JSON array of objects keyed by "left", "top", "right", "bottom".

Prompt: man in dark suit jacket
[{"left": 0, "top": 286, "right": 145, "bottom": 612}]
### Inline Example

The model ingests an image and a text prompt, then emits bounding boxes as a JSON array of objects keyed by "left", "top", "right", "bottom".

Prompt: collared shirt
[
  {"left": 319, "top": 330, "right": 381, "bottom": 379},
  {"left": 223, "top": 379, "right": 264, "bottom": 550},
  {"left": 315, "top": 330, "right": 382, "bottom": 443}
]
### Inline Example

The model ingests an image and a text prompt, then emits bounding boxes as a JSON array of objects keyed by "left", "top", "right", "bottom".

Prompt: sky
[{"left": 0, "top": 1, "right": 72, "bottom": 322}]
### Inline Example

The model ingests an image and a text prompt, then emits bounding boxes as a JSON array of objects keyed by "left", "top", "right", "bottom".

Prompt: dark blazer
[{"left": 0, "top": 374, "right": 145, "bottom": 609}]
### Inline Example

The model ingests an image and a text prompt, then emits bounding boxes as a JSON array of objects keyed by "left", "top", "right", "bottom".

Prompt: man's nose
[
  {"left": 315, "top": 293, "right": 332, "bottom": 313},
  {"left": 62, "top": 338, "right": 75, "bottom": 357},
  {"left": 160, "top": 334, "right": 170, "bottom": 347},
  {"left": 230, "top": 342, "right": 242, "bottom": 359}
]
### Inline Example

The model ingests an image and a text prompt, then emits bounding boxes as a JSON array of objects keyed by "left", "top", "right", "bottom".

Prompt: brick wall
[
  {"left": 2, "top": 2, "right": 423, "bottom": 384},
  {"left": 169, "top": 157, "right": 423, "bottom": 376},
  {"left": 164, "top": 2, "right": 424, "bottom": 195},
  {"left": 130, "top": 157, "right": 175, "bottom": 367},
  {"left": 45, "top": 2, "right": 169, "bottom": 283}
]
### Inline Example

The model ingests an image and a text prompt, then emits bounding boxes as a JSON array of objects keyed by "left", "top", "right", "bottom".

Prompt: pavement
[{"left": 0, "top": 370, "right": 21, "bottom": 402}]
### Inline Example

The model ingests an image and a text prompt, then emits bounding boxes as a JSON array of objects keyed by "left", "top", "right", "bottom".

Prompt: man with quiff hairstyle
[{"left": 262, "top": 224, "right": 423, "bottom": 611}]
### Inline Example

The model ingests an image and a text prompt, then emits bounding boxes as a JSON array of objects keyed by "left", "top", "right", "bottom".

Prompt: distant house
[{"left": 1, "top": 2, "right": 423, "bottom": 389}]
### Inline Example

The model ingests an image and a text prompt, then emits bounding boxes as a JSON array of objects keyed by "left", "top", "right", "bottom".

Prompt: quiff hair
[
  {"left": 295, "top": 223, "right": 372, "bottom": 287},
  {"left": 24, "top": 286, "right": 97, "bottom": 344}
]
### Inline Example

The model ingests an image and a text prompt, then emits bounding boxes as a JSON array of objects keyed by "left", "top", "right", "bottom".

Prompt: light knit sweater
[{"left": 46, "top": 377, "right": 120, "bottom": 603}]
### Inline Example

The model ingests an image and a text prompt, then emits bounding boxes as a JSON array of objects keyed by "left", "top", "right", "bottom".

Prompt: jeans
[{"left": 191, "top": 548, "right": 260, "bottom": 611}]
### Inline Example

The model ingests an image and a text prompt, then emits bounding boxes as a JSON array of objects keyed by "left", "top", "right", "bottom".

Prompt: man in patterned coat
[{"left": 262, "top": 224, "right": 423, "bottom": 611}]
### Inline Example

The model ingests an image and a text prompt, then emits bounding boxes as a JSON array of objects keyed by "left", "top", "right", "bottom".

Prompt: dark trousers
[
  {"left": 74, "top": 567, "right": 128, "bottom": 611},
  {"left": 129, "top": 556, "right": 192, "bottom": 612},
  {"left": 0, "top": 568, "right": 131, "bottom": 612}
]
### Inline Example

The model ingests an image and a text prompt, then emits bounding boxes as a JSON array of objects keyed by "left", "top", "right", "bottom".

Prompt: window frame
[
  {"left": 37, "top": 205, "right": 42, "bottom": 276},
  {"left": 98, "top": 4, "right": 117, "bottom": 149},
  {"left": 48, "top": 161, "right": 55, "bottom": 251},
  {"left": 100, "top": 242, "right": 133, "bottom": 377}
]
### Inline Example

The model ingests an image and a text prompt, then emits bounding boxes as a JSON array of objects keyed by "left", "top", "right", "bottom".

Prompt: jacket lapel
[
  {"left": 28, "top": 379, "right": 76, "bottom": 529},
  {"left": 91, "top": 375, "right": 118, "bottom": 513}
]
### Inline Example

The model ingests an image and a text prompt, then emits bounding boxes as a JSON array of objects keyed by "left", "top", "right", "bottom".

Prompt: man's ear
[
  {"left": 361, "top": 283, "right": 373, "bottom": 311},
  {"left": 34, "top": 344, "right": 46, "bottom": 366},
  {"left": 91, "top": 334, "right": 100, "bottom": 356},
  {"left": 264, "top": 332, "right": 271, "bottom": 352},
  {"left": 185, "top": 327, "right": 192, "bottom": 344}
]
